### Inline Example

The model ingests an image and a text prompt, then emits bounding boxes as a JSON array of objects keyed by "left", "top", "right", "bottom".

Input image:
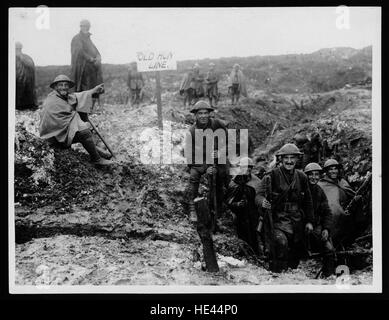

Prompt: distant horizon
[
  {"left": 33, "top": 44, "right": 372, "bottom": 68},
  {"left": 10, "top": 7, "right": 379, "bottom": 66}
]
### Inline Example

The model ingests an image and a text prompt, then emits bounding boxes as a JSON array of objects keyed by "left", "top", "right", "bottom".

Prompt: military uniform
[
  {"left": 127, "top": 70, "right": 144, "bottom": 105},
  {"left": 318, "top": 176, "right": 355, "bottom": 247},
  {"left": 257, "top": 166, "right": 314, "bottom": 271},
  {"left": 186, "top": 117, "right": 228, "bottom": 219},
  {"left": 308, "top": 183, "right": 335, "bottom": 276},
  {"left": 205, "top": 69, "right": 219, "bottom": 106},
  {"left": 225, "top": 173, "right": 262, "bottom": 255}
]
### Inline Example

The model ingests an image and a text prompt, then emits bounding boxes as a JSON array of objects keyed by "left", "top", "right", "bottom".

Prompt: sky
[{"left": 9, "top": 7, "right": 381, "bottom": 66}]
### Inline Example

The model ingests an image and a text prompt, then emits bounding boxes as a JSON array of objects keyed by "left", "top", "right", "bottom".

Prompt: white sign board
[{"left": 135, "top": 51, "right": 177, "bottom": 72}]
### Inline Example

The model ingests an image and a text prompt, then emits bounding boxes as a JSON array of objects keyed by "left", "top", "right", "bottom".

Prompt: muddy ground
[{"left": 13, "top": 82, "right": 372, "bottom": 287}]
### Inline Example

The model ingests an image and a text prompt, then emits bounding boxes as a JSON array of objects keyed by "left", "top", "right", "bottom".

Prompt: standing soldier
[
  {"left": 257, "top": 143, "right": 314, "bottom": 272},
  {"left": 205, "top": 63, "right": 219, "bottom": 108},
  {"left": 225, "top": 157, "right": 262, "bottom": 255},
  {"left": 185, "top": 101, "right": 228, "bottom": 223},
  {"left": 127, "top": 62, "right": 145, "bottom": 106},
  {"left": 180, "top": 64, "right": 205, "bottom": 107},
  {"left": 318, "top": 159, "right": 357, "bottom": 248},
  {"left": 15, "top": 42, "right": 37, "bottom": 110},
  {"left": 228, "top": 64, "right": 247, "bottom": 105},
  {"left": 71, "top": 19, "right": 103, "bottom": 108},
  {"left": 304, "top": 163, "right": 335, "bottom": 277}
]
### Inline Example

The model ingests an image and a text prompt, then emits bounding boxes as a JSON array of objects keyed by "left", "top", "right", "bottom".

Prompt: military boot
[
  {"left": 96, "top": 146, "right": 113, "bottom": 160},
  {"left": 322, "top": 253, "right": 335, "bottom": 277},
  {"left": 76, "top": 129, "right": 112, "bottom": 166}
]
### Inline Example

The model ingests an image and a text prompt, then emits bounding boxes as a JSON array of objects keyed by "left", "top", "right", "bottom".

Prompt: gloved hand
[
  {"left": 92, "top": 83, "right": 105, "bottom": 95},
  {"left": 236, "top": 199, "right": 247, "bottom": 208},
  {"left": 305, "top": 223, "right": 313, "bottom": 234},
  {"left": 206, "top": 166, "right": 216, "bottom": 175},
  {"left": 321, "top": 229, "right": 329, "bottom": 241},
  {"left": 261, "top": 199, "right": 271, "bottom": 210}
]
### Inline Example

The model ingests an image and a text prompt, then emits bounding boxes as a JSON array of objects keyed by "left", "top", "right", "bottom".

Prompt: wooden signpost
[{"left": 136, "top": 51, "right": 177, "bottom": 163}]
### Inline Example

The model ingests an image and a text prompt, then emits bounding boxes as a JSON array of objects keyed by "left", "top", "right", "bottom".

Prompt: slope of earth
[{"left": 14, "top": 85, "right": 372, "bottom": 287}]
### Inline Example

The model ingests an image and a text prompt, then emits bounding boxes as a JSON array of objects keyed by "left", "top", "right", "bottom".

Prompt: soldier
[
  {"left": 179, "top": 63, "right": 204, "bottom": 106},
  {"left": 257, "top": 143, "right": 314, "bottom": 272},
  {"left": 127, "top": 62, "right": 145, "bottom": 106},
  {"left": 71, "top": 19, "right": 103, "bottom": 108},
  {"left": 228, "top": 64, "right": 247, "bottom": 105},
  {"left": 185, "top": 101, "right": 228, "bottom": 223},
  {"left": 304, "top": 163, "right": 335, "bottom": 277},
  {"left": 39, "top": 75, "right": 112, "bottom": 166},
  {"left": 205, "top": 63, "right": 219, "bottom": 108},
  {"left": 15, "top": 42, "right": 37, "bottom": 110},
  {"left": 318, "top": 159, "right": 356, "bottom": 247},
  {"left": 225, "top": 157, "right": 262, "bottom": 255}
]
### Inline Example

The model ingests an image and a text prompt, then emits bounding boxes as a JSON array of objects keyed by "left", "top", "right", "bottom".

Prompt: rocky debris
[{"left": 14, "top": 68, "right": 373, "bottom": 285}]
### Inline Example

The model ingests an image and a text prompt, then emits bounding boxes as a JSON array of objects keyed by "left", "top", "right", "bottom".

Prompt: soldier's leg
[
  {"left": 215, "top": 165, "right": 228, "bottom": 217},
  {"left": 321, "top": 238, "right": 335, "bottom": 277},
  {"left": 72, "top": 129, "right": 101, "bottom": 163},
  {"left": 273, "top": 229, "right": 289, "bottom": 272},
  {"left": 188, "top": 165, "right": 206, "bottom": 222}
]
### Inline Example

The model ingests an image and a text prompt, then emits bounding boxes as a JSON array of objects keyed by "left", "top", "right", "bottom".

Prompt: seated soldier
[
  {"left": 318, "top": 159, "right": 356, "bottom": 248},
  {"left": 225, "top": 157, "right": 262, "bottom": 255},
  {"left": 39, "top": 75, "right": 112, "bottom": 166},
  {"left": 304, "top": 162, "right": 335, "bottom": 277}
]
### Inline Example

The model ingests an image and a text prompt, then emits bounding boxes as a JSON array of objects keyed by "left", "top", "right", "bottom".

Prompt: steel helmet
[
  {"left": 50, "top": 75, "right": 75, "bottom": 89},
  {"left": 190, "top": 100, "right": 214, "bottom": 113},
  {"left": 323, "top": 158, "right": 340, "bottom": 169},
  {"left": 239, "top": 157, "right": 254, "bottom": 168},
  {"left": 304, "top": 162, "right": 322, "bottom": 173},
  {"left": 276, "top": 143, "right": 303, "bottom": 156},
  {"left": 293, "top": 133, "right": 308, "bottom": 144}
]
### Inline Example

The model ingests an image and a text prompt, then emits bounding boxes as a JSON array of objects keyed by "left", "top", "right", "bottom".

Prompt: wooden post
[
  {"left": 155, "top": 71, "right": 163, "bottom": 164},
  {"left": 194, "top": 197, "right": 219, "bottom": 272}
]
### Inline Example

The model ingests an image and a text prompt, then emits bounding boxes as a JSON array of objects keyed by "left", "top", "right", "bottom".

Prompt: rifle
[
  {"left": 210, "top": 136, "right": 218, "bottom": 233},
  {"left": 344, "top": 172, "right": 372, "bottom": 215},
  {"left": 262, "top": 174, "right": 277, "bottom": 270},
  {"left": 88, "top": 118, "right": 115, "bottom": 159},
  {"left": 309, "top": 248, "right": 372, "bottom": 259}
]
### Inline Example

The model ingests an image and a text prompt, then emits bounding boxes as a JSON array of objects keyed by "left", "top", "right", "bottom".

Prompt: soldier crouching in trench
[
  {"left": 304, "top": 162, "right": 335, "bottom": 277},
  {"left": 256, "top": 143, "right": 314, "bottom": 272},
  {"left": 225, "top": 157, "right": 263, "bottom": 256},
  {"left": 39, "top": 75, "right": 112, "bottom": 166},
  {"left": 185, "top": 101, "right": 228, "bottom": 226}
]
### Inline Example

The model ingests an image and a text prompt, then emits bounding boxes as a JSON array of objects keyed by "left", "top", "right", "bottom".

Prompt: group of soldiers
[
  {"left": 16, "top": 19, "right": 145, "bottom": 111},
  {"left": 179, "top": 63, "right": 248, "bottom": 107},
  {"left": 186, "top": 100, "right": 363, "bottom": 276},
  {"left": 16, "top": 20, "right": 367, "bottom": 277}
]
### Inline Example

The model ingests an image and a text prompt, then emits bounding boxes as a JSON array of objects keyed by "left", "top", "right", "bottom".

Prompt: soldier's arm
[
  {"left": 319, "top": 188, "right": 333, "bottom": 233},
  {"left": 71, "top": 37, "right": 94, "bottom": 62},
  {"left": 302, "top": 175, "right": 315, "bottom": 224},
  {"left": 254, "top": 174, "right": 269, "bottom": 212},
  {"left": 184, "top": 130, "right": 194, "bottom": 168}
]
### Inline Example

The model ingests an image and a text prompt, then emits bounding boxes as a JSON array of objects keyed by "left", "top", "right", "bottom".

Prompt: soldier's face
[
  {"left": 80, "top": 23, "right": 90, "bottom": 34},
  {"left": 307, "top": 171, "right": 321, "bottom": 185},
  {"left": 281, "top": 155, "right": 297, "bottom": 171},
  {"left": 55, "top": 82, "right": 70, "bottom": 97},
  {"left": 327, "top": 166, "right": 339, "bottom": 180},
  {"left": 196, "top": 110, "right": 210, "bottom": 125}
]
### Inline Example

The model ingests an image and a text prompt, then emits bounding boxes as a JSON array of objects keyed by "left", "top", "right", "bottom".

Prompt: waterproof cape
[
  {"left": 39, "top": 90, "right": 93, "bottom": 146},
  {"left": 229, "top": 69, "right": 248, "bottom": 97}
]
